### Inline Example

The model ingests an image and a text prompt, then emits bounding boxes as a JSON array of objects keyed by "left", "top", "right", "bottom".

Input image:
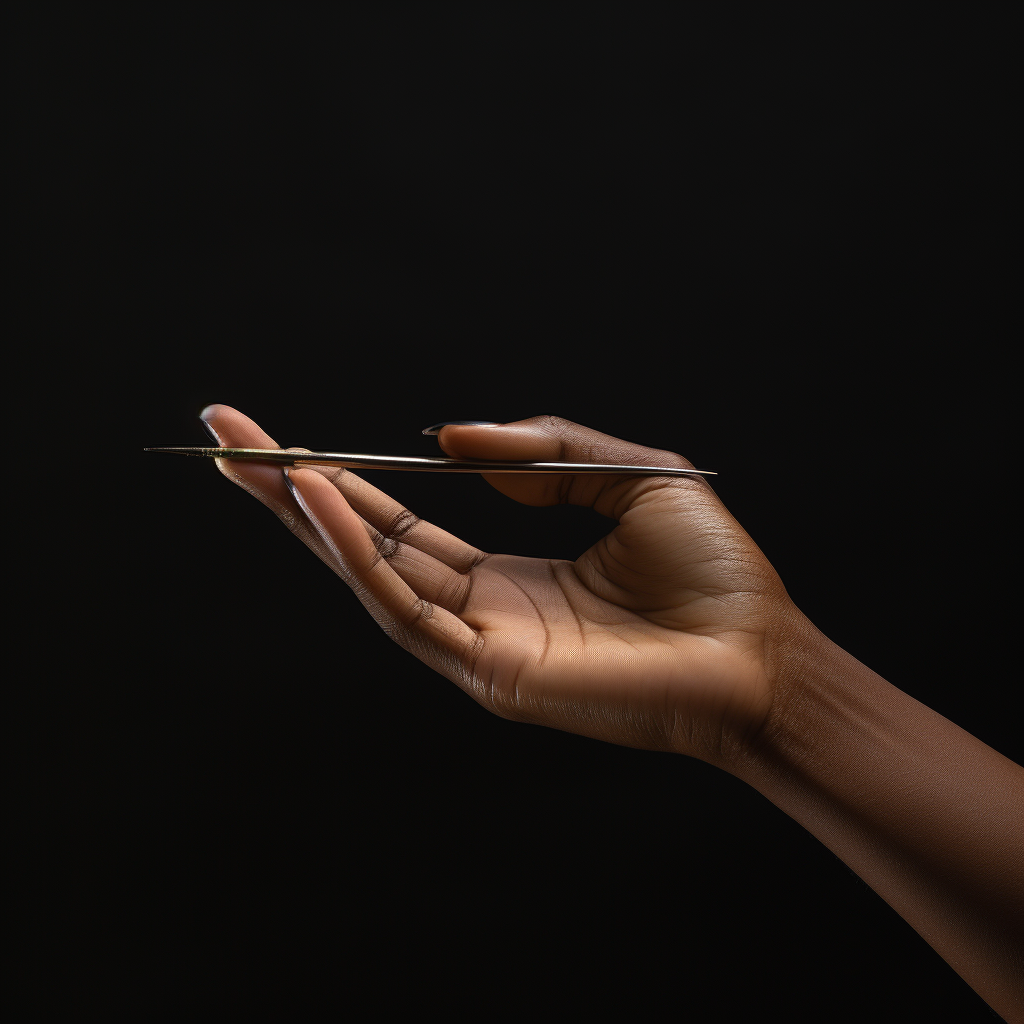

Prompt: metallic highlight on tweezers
[{"left": 143, "top": 447, "right": 717, "bottom": 477}]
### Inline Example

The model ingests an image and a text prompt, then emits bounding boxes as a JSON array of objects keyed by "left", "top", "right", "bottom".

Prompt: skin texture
[{"left": 200, "top": 404, "right": 1023, "bottom": 1022}]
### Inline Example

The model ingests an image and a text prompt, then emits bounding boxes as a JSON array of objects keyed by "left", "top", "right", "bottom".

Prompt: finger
[
  {"left": 200, "top": 403, "right": 296, "bottom": 519},
  {"left": 432, "top": 416, "right": 742, "bottom": 612},
  {"left": 303, "top": 465, "right": 486, "bottom": 574},
  {"left": 432, "top": 415, "right": 712, "bottom": 520},
  {"left": 199, "top": 404, "right": 352, "bottom": 574},
  {"left": 355, "top": 517, "right": 475, "bottom": 616},
  {"left": 285, "top": 468, "right": 482, "bottom": 678},
  {"left": 203, "top": 404, "right": 488, "bottom": 574}
]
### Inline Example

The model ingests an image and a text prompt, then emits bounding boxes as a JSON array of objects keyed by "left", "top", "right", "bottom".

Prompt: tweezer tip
[{"left": 143, "top": 447, "right": 215, "bottom": 456}]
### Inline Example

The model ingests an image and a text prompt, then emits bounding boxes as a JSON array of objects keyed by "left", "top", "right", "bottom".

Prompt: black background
[{"left": 13, "top": 3, "right": 1017, "bottom": 1022}]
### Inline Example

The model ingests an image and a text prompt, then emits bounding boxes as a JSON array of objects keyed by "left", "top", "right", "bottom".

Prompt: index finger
[{"left": 200, "top": 404, "right": 488, "bottom": 574}]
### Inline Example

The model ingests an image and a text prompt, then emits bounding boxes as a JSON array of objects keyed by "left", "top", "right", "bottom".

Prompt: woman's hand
[
  {"left": 200, "top": 405, "right": 795, "bottom": 768},
  {"left": 197, "top": 403, "right": 1024, "bottom": 1022}
]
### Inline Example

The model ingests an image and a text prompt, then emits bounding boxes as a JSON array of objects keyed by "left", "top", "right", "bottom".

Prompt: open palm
[{"left": 202, "top": 406, "right": 792, "bottom": 766}]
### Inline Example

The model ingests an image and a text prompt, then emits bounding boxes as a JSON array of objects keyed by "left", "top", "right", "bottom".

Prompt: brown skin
[{"left": 201, "top": 404, "right": 1023, "bottom": 1023}]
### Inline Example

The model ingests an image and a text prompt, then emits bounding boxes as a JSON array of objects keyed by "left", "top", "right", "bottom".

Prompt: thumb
[{"left": 432, "top": 415, "right": 711, "bottom": 518}]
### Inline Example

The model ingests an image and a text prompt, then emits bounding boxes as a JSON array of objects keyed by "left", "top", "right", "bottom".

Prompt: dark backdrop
[{"left": 14, "top": 4, "right": 1016, "bottom": 1022}]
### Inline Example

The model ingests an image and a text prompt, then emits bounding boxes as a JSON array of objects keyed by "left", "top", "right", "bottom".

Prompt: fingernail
[
  {"left": 199, "top": 407, "right": 224, "bottom": 445},
  {"left": 282, "top": 467, "right": 316, "bottom": 525},
  {"left": 283, "top": 467, "right": 318, "bottom": 519},
  {"left": 284, "top": 468, "right": 352, "bottom": 581},
  {"left": 282, "top": 466, "right": 302, "bottom": 504},
  {"left": 421, "top": 420, "right": 499, "bottom": 435},
  {"left": 283, "top": 468, "right": 345, "bottom": 567}
]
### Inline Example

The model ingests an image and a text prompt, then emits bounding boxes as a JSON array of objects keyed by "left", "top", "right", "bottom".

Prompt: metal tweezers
[{"left": 144, "top": 447, "right": 716, "bottom": 477}]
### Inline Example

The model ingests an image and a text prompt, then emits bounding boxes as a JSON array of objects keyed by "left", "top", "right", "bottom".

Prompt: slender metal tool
[{"left": 143, "top": 447, "right": 716, "bottom": 477}]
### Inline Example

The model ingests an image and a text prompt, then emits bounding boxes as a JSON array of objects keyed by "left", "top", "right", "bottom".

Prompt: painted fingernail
[
  {"left": 199, "top": 407, "right": 224, "bottom": 445},
  {"left": 421, "top": 420, "right": 499, "bottom": 435}
]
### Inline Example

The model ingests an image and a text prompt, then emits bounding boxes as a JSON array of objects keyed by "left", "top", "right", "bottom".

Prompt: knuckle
[
  {"left": 541, "top": 414, "right": 571, "bottom": 458},
  {"left": 509, "top": 414, "right": 570, "bottom": 456},
  {"left": 652, "top": 447, "right": 694, "bottom": 470},
  {"left": 403, "top": 598, "right": 432, "bottom": 628},
  {"left": 373, "top": 533, "right": 399, "bottom": 561},
  {"left": 385, "top": 508, "right": 420, "bottom": 540},
  {"left": 540, "top": 413, "right": 569, "bottom": 432}
]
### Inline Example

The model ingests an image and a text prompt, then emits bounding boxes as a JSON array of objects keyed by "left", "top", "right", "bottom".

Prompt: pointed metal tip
[{"left": 143, "top": 447, "right": 219, "bottom": 456}]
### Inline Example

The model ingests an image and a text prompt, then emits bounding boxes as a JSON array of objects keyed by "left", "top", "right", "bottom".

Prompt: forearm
[{"left": 729, "top": 611, "right": 1024, "bottom": 1022}]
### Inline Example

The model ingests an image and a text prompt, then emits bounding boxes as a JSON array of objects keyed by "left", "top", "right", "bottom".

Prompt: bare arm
[
  {"left": 734, "top": 611, "right": 1024, "bottom": 1022},
  {"left": 199, "top": 404, "right": 1024, "bottom": 1021}
]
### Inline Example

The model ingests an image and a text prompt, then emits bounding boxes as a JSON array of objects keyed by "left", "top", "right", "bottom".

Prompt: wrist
[{"left": 723, "top": 605, "right": 891, "bottom": 785}]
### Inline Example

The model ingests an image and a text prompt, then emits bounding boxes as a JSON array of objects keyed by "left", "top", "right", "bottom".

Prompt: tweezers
[{"left": 144, "top": 447, "right": 716, "bottom": 477}]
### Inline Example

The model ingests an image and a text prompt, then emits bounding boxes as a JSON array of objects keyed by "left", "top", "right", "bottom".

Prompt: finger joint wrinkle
[
  {"left": 386, "top": 508, "right": 420, "bottom": 540},
  {"left": 406, "top": 598, "right": 433, "bottom": 627},
  {"left": 372, "top": 532, "right": 400, "bottom": 563}
]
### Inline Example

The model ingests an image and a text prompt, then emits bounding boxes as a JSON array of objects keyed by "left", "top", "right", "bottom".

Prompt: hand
[
  {"left": 199, "top": 405, "right": 1024, "bottom": 1022},
  {"left": 200, "top": 406, "right": 796, "bottom": 768}
]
